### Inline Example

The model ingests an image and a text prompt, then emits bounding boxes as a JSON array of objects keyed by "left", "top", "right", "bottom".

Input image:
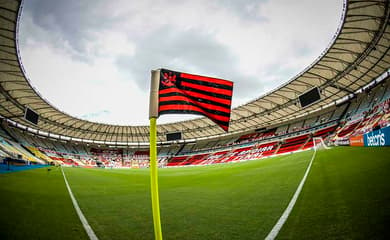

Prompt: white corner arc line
[
  {"left": 265, "top": 149, "right": 317, "bottom": 240},
  {"left": 61, "top": 167, "right": 99, "bottom": 240}
]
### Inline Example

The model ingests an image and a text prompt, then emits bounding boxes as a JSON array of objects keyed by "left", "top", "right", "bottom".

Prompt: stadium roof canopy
[{"left": 0, "top": 0, "right": 389, "bottom": 144}]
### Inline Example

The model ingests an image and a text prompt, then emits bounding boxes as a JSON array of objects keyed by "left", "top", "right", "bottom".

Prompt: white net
[{"left": 313, "top": 137, "right": 330, "bottom": 151}]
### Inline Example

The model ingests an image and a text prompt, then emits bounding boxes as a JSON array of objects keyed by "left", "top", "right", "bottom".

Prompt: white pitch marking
[
  {"left": 265, "top": 149, "right": 317, "bottom": 240},
  {"left": 61, "top": 167, "right": 99, "bottom": 240}
]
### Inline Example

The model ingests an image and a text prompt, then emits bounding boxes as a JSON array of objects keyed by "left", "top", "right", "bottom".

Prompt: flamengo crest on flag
[{"left": 150, "top": 68, "right": 233, "bottom": 132}]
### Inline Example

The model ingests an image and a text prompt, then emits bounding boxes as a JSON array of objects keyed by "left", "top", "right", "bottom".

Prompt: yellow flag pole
[
  {"left": 150, "top": 117, "right": 162, "bottom": 240},
  {"left": 149, "top": 69, "right": 163, "bottom": 240}
]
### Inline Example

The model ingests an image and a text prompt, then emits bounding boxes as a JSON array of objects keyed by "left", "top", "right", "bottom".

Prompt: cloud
[
  {"left": 215, "top": 0, "right": 267, "bottom": 22},
  {"left": 23, "top": 0, "right": 111, "bottom": 60},
  {"left": 115, "top": 27, "right": 261, "bottom": 103},
  {"left": 18, "top": 0, "right": 343, "bottom": 125},
  {"left": 81, "top": 110, "right": 110, "bottom": 121}
]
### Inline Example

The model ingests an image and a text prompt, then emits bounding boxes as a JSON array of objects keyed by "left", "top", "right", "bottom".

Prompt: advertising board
[
  {"left": 350, "top": 135, "right": 364, "bottom": 146},
  {"left": 363, "top": 126, "right": 390, "bottom": 147}
]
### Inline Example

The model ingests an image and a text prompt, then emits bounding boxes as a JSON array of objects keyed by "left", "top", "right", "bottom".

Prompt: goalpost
[{"left": 313, "top": 137, "right": 330, "bottom": 151}]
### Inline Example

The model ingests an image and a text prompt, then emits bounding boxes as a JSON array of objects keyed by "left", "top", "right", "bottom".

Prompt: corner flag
[
  {"left": 153, "top": 68, "right": 233, "bottom": 131},
  {"left": 148, "top": 69, "right": 233, "bottom": 240}
]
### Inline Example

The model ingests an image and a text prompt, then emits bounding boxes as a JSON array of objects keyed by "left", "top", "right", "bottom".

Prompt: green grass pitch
[{"left": 0, "top": 147, "right": 389, "bottom": 239}]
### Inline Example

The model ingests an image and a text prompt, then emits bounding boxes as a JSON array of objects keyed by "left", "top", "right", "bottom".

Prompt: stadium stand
[
  {"left": 0, "top": 136, "right": 45, "bottom": 164},
  {"left": 167, "top": 156, "right": 189, "bottom": 166},
  {"left": 1, "top": 77, "right": 389, "bottom": 168},
  {"left": 334, "top": 80, "right": 390, "bottom": 139},
  {"left": 5, "top": 76, "right": 390, "bottom": 167},
  {"left": 277, "top": 134, "right": 310, "bottom": 154}
]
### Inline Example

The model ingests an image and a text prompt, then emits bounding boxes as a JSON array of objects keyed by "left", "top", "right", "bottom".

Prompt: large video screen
[
  {"left": 24, "top": 107, "right": 39, "bottom": 125},
  {"left": 299, "top": 87, "right": 321, "bottom": 108},
  {"left": 166, "top": 132, "right": 182, "bottom": 141}
]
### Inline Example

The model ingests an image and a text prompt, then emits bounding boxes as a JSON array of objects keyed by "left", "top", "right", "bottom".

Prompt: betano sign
[{"left": 363, "top": 126, "right": 390, "bottom": 147}]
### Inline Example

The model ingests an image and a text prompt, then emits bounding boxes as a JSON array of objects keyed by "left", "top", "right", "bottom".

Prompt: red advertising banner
[{"left": 350, "top": 135, "right": 364, "bottom": 146}]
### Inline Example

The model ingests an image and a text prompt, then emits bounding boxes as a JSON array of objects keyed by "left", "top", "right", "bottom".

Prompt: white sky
[{"left": 19, "top": 0, "right": 343, "bottom": 126}]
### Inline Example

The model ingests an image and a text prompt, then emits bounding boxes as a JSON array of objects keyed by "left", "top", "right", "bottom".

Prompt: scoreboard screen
[
  {"left": 166, "top": 132, "right": 182, "bottom": 141},
  {"left": 24, "top": 107, "right": 39, "bottom": 125},
  {"left": 299, "top": 87, "right": 321, "bottom": 108}
]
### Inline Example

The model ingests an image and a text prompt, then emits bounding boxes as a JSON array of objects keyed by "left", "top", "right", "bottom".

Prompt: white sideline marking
[
  {"left": 61, "top": 167, "right": 99, "bottom": 240},
  {"left": 265, "top": 150, "right": 317, "bottom": 240}
]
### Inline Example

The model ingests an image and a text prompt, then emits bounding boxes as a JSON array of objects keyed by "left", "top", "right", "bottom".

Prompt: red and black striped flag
[{"left": 157, "top": 69, "right": 233, "bottom": 131}]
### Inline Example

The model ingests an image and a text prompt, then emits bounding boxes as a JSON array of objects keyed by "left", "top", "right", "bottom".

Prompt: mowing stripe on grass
[
  {"left": 61, "top": 167, "right": 99, "bottom": 240},
  {"left": 265, "top": 149, "right": 317, "bottom": 240}
]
